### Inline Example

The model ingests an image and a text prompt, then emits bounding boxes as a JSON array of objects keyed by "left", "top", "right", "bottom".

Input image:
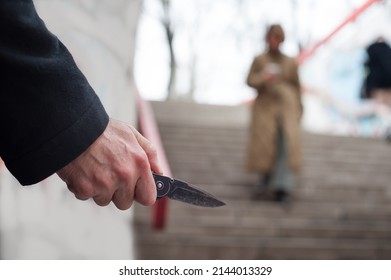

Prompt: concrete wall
[{"left": 0, "top": 0, "right": 141, "bottom": 259}]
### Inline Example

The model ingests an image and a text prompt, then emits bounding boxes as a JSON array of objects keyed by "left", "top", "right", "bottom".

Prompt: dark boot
[
  {"left": 274, "top": 190, "right": 286, "bottom": 201},
  {"left": 274, "top": 190, "right": 292, "bottom": 209}
]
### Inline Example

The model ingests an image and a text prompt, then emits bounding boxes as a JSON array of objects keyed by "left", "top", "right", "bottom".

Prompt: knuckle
[
  {"left": 133, "top": 150, "right": 144, "bottom": 163},
  {"left": 115, "top": 163, "right": 134, "bottom": 182},
  {"left": 112, "top": 186, "right": 134, "bottom": 210},
  {"left": 74, "top": 183, "right": 94, "bottom": 200},
  {"left": 120, "top": 202, "right": 133, "bottom": 211},
  {"left": 93, "top": 196, "right": 111, "bottom": 207},
  {"left": 114, "top": 198, "right": 133, "bottom": 211},
  {"left": 135, "top": 152, "right": 149, "bottom": 170}
]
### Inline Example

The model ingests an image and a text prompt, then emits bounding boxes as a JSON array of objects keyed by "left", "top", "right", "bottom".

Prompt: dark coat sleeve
[
  {"left": 365, "top": 41, "right": 391, "bottom": 94},
  {"left": 0, "top": 0, "right": 109, "bottom": 185}
]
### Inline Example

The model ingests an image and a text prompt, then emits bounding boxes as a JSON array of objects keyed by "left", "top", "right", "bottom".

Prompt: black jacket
[{"left": 0, "top": 0, "right": 109, "bottom": 185}]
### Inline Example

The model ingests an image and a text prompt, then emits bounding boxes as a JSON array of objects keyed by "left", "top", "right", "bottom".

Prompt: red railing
[
  {"left": 297, "top": 0, "right": 383, "bottom": 64},
  {"left": 136, "top": 93, "right": 171, "bottom": 230}
]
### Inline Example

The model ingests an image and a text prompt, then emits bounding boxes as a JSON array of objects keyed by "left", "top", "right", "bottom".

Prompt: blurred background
[
  {"left": 1, "top": 0, "right": 391, "bottom": 259},
  {"left": 135, "top": 0, "right": 391, "bottom": 136}
]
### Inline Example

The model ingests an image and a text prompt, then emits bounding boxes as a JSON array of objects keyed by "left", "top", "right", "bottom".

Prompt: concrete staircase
[{"left": 134, "top": 101, "right": 391, "bottom": 259}]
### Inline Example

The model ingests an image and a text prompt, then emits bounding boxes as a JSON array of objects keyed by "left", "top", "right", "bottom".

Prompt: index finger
[
  {"left": 134, "top": 170, "right": 157, "bottom": 206},
  {"left": 129, "top": 126, "right": 163, "bottom": 175}
]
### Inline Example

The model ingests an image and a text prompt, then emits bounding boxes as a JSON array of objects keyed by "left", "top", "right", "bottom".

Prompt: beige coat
[{"left": 246, "top": 51, "right": 302, "bottom": 172}]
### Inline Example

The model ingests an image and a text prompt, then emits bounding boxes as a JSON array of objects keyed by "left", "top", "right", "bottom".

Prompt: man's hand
[{"left": 56, "top": 119, "right": 162, "bottom": 210}]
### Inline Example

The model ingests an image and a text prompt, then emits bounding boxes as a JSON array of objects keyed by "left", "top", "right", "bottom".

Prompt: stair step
[
  {"left": 135, "top": 230, "right": 391, "bottom": 259},
  {"left": 134, "top": 101, "right": 391, "bottom": 260}
]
